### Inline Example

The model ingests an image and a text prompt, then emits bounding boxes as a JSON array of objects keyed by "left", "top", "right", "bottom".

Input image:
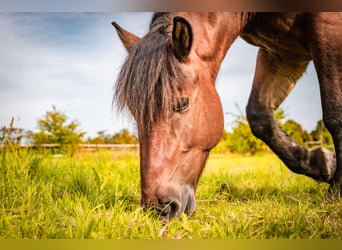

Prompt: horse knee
[{"left": 246, "top": 105, "right": 273, "bottom": 140}]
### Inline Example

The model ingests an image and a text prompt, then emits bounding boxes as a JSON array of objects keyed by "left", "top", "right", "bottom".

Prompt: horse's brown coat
[{"left": 114, "top": 12, "right": 341, "bottom": 219}]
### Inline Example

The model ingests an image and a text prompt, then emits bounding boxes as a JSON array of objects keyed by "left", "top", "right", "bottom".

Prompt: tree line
[
  {"left": 1, "top": 105, "right": 333, "bottom": 155},
  {"left": 1, "top": 106, "right": 138, "bottom": 153}
]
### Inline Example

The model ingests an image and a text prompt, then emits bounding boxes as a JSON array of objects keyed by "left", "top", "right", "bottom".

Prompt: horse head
[{"left": 113, "top": 13, "right": 225, "bottom": 219}]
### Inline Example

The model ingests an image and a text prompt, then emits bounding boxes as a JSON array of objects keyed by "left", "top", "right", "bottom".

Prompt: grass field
[{"left": 0, "top": 146, "right": 341, "bottom": 239}]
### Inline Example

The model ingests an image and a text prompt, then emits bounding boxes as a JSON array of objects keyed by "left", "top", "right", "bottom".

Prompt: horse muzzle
[{"left": 141, "top": 184, "right": 196, "bottom": 220}]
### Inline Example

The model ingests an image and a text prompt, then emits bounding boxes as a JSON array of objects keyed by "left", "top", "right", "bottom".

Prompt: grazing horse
[{"left": 112, "top": 12, "right": 341, "bottom": 219}]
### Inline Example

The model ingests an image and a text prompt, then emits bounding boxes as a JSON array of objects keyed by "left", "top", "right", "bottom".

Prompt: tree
[
  {"left": 211, "top": 129, "right": 232, "bottom": 154},
  {"left": 311, "top": 119, "right": 334, "bottom": 147},
  {"left": 33, "top": 106, "right": 85, "bottom": 152},
  {"left": 225, "top": 107, "right": 267, "bottom": 155},
  {"left": 275, "top": 107, "right": 312, "bottom": 147},
  {"left": 87, "top": 130, "right": 109, "bottom": 144},
  {"left": 111, "top": 129, "right": 138, "bottom": 144},
  {"left": 280, "top": 119, "right": 312, "bottom": 146},
  {"left": 227, "top": 117, "right": 267, "bottom": 155},
  {"left": 86, "top": 129, "right": 138, "bottom": 144}
]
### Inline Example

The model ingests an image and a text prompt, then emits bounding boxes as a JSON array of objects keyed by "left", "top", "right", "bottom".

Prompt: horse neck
[{"left": 172, "top": 12, "right": 249, "bottom": 81}]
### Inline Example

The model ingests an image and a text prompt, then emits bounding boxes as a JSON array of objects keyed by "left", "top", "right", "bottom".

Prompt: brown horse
[{"left": 112, "top": 12, "right": 341, "bottom": 219}]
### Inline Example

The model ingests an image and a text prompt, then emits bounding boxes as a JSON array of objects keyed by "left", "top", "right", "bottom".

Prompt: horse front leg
[{"left": 246, "top": 49, "right": 336, "bottom": 184}]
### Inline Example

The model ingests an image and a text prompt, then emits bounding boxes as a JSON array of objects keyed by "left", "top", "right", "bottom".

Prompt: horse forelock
[{"left": 114, "top": 12, "right": 185, "bottom": 135}]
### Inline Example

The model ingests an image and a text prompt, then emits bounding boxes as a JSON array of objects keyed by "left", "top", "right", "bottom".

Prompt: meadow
[{"left": 0, "top": 145, "right": 341, "bottom": 239}]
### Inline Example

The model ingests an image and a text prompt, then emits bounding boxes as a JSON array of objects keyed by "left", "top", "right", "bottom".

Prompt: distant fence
[
  {"left": 1, "top": 141, "right": 334, "bottom": 154},
  {"left": 0, "top": 143, "right": 139, "bottom": 152},
  {"left": 305, "top": 141, "right": 322, "bottom": 146},
  {"left": 78, "top": 144, "right": 139, "bottom": 152},
  {"left": 305, "top": 136, "right": 334, "bottom": 150}
]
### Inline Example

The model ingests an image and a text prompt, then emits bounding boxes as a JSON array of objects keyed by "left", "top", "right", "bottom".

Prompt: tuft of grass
[{"left": 0, "top": 147, "right": 341, "bottom": 239}]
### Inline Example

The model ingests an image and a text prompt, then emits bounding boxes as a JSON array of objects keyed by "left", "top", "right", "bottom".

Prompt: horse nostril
[{"left": 157, "top": 200, "right": 181, "bottom": 219}]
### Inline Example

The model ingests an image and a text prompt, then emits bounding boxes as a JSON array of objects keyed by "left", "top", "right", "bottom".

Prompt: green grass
[{"left": 0, "top": 146, "right": 341, "bottom": 239}]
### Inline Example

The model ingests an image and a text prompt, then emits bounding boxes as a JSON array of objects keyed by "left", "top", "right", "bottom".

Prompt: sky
[{"left": 0, "top": 12, "right": 323, "bottom": 138}]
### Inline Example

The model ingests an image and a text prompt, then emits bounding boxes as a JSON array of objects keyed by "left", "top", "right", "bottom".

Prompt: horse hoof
[{"left": 309, "top": 147, "right": 336, "bottom": 182}]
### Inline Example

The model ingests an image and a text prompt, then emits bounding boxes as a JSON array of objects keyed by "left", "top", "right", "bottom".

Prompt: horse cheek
[{"left": 197, "top": 92, "right": 224, "bottom": 150}]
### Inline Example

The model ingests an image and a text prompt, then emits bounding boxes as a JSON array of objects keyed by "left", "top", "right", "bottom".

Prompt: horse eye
[{"left": 172, "top": 98, "right": 190, "bottom": 112}]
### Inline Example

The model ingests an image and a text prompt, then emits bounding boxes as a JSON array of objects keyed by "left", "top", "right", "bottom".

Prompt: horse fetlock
[{"left": 309, "top": 147, "right": 336, "bottom": 182}]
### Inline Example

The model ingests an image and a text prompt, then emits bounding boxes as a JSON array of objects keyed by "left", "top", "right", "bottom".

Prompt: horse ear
[
  {"left": 172, "top": 16, "right": 193, "bottom": 62},
  {"left": 112, "top": 21, "right": 140, "bottom": 52}
]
